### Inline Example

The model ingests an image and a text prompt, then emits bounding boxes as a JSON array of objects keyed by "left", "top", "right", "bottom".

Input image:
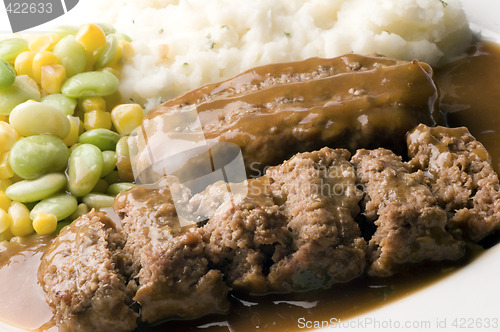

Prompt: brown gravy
[
  {"left": 0, "top": 40, "right": 499, "bottom": 332},
  {"left": 435, "top": 40, "right": 500, "bottom": 173}
]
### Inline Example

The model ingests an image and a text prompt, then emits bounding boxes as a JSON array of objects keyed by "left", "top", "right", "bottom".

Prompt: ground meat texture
[
  {"left": 265, "top": 148, "right": 367, "bottom": 291},
  {"left": 113, "top": 186, "right": 230, "bottom": 324},
  {"left": 202, "top": 178, "right": 292, "bottom": 293},
  {"left": 407, "top": 124, "right": 500, "bottom": 241},
  {"left": 38, "top": 212, "right": 137, "bottom": 332},
  {"left": 352, "top": 148, "right": 465, "bottom": 277}
]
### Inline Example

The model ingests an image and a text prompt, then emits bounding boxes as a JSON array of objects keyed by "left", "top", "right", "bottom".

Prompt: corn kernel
[
  {"left": 62, "top": 115, "right": 81, "bottom": 146},
  {"left": 0, "top": 116, "right": 7, "bottom": 122},
  {"left": 29, "top": 33, "right": 61, "bottom": 52},
  {"left": 0, "top": 152, "right": 14, "bottom": 180},
  {"left": 0, "top": 209, "right": 11, "bottom": 233},
  {"left": 0, "top": 121, "right": 19, "bottom": 153},
  {"left": 32, "top": 211, "right": 57, "bottom": 235},
  {"left": 79, "top": 97, "right": 106, "bottom": 113},
  {"left": 111, "top": 104, "right": 144, "bottom": 135},
  {"left": 14, "top": 50, "right": 36, "bottom": 77},
  {"left": 0, "top": 191, "right": 11, "bottom": 211},
  {"left": 75, "top": 24, "right": 106, "bottom": 54},
  {"left": 0, "top": 179, "right": 12, "bottom": 191},
  {"left": 8, "top": 201, "right": 34, "bottom": 237},
  {"left": 41, "top": 64, "right": 66, "bottom": 94},
  {"left": 118, "top": 39, "right": 135, "bottom": 62},
  {"left": 32, "top": 51, "right": 59, "bottom": 84},
  {"left": 84, "top": 110, "right": 112, "bottom": 130}
]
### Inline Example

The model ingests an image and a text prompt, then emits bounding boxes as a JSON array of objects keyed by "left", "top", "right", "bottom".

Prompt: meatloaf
[
  {"left": 39, "top": 125, "right": 500, "bottom": 331},
  {"left": 132, "top": 54, "right": 440, "bottom": 181},
  {"left": 352, "top": 148, "right": 464, "bottom": 277},
  {"left": 408, "top": 124, "right": 500, "bottom": 241},
  {"left": 113, "top": 186, "right": 230, "bottom": 324},
  {"left": 38, "top": 212, "right": 138, "bottom": 332}
]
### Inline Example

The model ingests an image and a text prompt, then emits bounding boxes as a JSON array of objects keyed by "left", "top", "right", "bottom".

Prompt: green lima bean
[
  {"left": 30, "top": 193, "right": 78, "bottom": 221},
  {"left": 0, "top": 38, "right": 28, "bottom": 62},
  {"left": 82, "top": 193, "right": 114, "bottom": 209},
  {"left": 9, "top": 101, "right": 70, "bottom": 138},
  {"left": 78, "top": 128, "right": 121, "bottom": 151},
  {"left": 67, "top": 144, "right": 104, "bottom": 197},
  {"left": 0, "top": 59, "right": 16, "bottom": 89},
  {"left": 41, "top": 94, "right": 77, "bottom": 116},
  {"left": 5, "top": 173, "right": 67, "bottom": 202},
  {"left": 9, "top": 135, "right": 69, "bottom": 179},
  {"left": 52, "top": 36, "right": 87, "bottom": 77},
  {"left": 0, "top": 75, "right": 41, "bottom": 116},
  {"left": 61, "top": 71, "right": 119, "bottom": 98}
]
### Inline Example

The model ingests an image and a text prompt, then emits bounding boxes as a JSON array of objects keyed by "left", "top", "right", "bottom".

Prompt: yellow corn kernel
[
  {"left": 0, "top": 209, "right": 11, "bottom": 233},
  {"left": 118, "top": 40, "right": 135, "bottom": 62},
  {"left": 41, "top": 64, "right": 67, "bottom": 94},
  {"left": 63, "top": 115, "right": 81, "bottom": 146},
  {"left": 79, "top": 97, "right": 106, "bottom": 113},
  {"left": 32, "top": 211, "right": 57, "bottom": 235},
  {"left": 75, "top": 24, "right": 106, "bottom": 54},
  {"left": 111, "top": 104, "right": 144, "bottom": 135},
  {"left": 0, "top": 179, "right": 12, "bottom": 191},
  {"left": 14, "top": 51, "right": 36, "bottom": 77},
  {"left": 84, "top": 110, "right": 112, "bottom": 130},
  {"left": 0, "top": 153, "right": 14, "bottom": 180},
  {"left": 0, "top": 116, "right": 7, "bottom": 122},
  {"left": 0, "top": 191, "right": 11, "bottom": 212},
  {"left": 32, "top": 51, "right": 59, "bottom": 84},
  {"left": 8, "top": 201, "right": 34, "bottom": 237},
  {"left": 29, "top": 33, "right": 61, "bottom": 52},
  {"left": 0, "top": 121, "right": 19, "bottom": 153}
]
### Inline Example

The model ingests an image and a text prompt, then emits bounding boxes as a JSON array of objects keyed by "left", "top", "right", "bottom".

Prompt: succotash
[{"left": 0, "top": 23, "right": 140, "bottom": 241}]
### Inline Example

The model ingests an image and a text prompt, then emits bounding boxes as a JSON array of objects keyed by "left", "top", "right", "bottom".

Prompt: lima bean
[
  {"left": 5, "top": 173, "right": 67, "bottom": 202},
  {"left": 0, "top": 75, "right": 41, "bottom": 116},
  {"left": 0, "top": 59, "right": 16, "bottom": 89},
  {"left": 52, "top": 36, "right": 87, "bottom": 77},
  {"left": 61, "top": 71, "right": 119, "bottom": 98},
  {"left": 9, "top": 135, "right": 69, "bottom": 179},
  {"left": 0, "top": 38, "right": 29, "bottom": 62},
  {"left": 95, "top": 23, "right": 116, "bottom": 35},
  {"left": 52, "top": 25, "right": 79, "bottom": 38},
  {"left": 101, "top": 150, "right": 117, "bottom": 177},
  {"left": 41, "top": 94, "right": 77, "bottom": 115},
  {"left": 30, "top": 193, "right": 78, "bottom": 221},
  {"left": 67, "top": 144, "right": 104, "bottom": 197},
  {"left": 107, "top": 182, "right": 136, "bottom": 196},
  {"left": 78, "top": 128, "right": 121, "bottom": 151},
  {"left": 95, "top": 34, "right": 118, "bottom": 68},
  {"left": 69, "top": 203, "right": 90, "bottom": 220},
  {"left": 9, "top": 101, "right": 70, "bottom": 138},
  {"left": 82, "top": 193, "right": 114, "bottom": 209}
]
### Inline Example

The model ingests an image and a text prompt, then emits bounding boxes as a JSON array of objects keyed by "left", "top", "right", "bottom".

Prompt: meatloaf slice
[
  {"left": 265, "top": 148, "right": 367, "bottom": 291},
  {"left": 407, "top": 124, "right": 500, "bottom": 242},
  {"left": 202, "top": 178, "right": 292, "bottom": 293},
  {"left": 113, "top": 186, "right": 230, "bottom": 324},
  {"left": 352, "top": 148, "right": 465, "bottom": 277},
  {"left": 38, "top": 212, "right": 137, "bottom": 332}
]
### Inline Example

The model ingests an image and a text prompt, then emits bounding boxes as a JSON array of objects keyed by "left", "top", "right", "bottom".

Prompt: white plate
[{"left": 0, "top": 1, "right": 499, "bottom": 331}]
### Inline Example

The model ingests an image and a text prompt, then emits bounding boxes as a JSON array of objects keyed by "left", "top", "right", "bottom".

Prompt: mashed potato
[{"left": 78, "top": 0, "right": 471, "bottom": 109}]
